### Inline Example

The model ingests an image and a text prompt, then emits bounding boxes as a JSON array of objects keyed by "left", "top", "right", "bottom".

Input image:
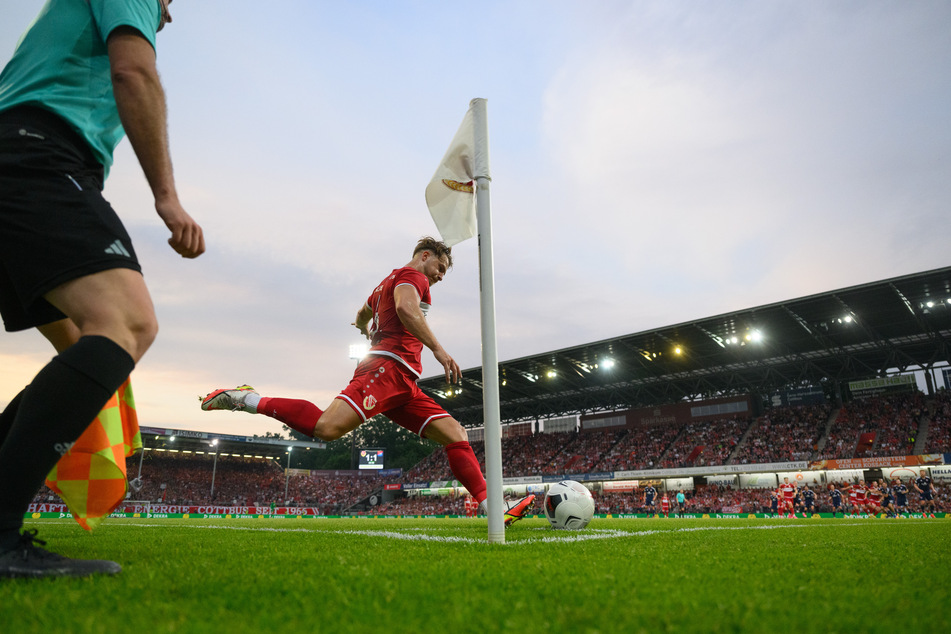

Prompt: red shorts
[{"left": 337, "top": 355, "right": 451, "bottom": 437}]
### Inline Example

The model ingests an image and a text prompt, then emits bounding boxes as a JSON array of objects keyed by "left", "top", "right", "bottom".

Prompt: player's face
[{"left": 422, "top": 253, "right": 449, "bottom": 286}]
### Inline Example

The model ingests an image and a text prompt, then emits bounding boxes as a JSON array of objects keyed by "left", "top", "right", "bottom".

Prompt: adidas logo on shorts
[{"left": 104, "top": 240, "right": 131, "bottom": 257}]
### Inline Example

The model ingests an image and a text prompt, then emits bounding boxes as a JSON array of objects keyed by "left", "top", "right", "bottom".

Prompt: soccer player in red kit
[
  {"left": 865, "top": 481, "right": 884, "bottom": 517},
  {"left": 852, "top": 482, "right": 868, "bottom": 517},
  {"left": 779, "top": 477, "right": 797, "bottom": 518},
  {"left": 847, "top": 482, "right": 859, "bottom": 517},
  {"left": 201, "top": 237, "right": 534, "bottom": 526},
  {"left": 660, "top": 494, "right": 670, "bottom": 518}
]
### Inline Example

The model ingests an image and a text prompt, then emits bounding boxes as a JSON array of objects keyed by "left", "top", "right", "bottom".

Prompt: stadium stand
[
  {"left": 817, "top": 393, "right": 924, "bottom": 460},
  {"left": 597, "top": 425, "right": 680, "bottom": 471},
  {"left": 732, "top": 404, "right": 831, "bottom": 464},
  {"left": 924, "top": 391, "right": 951, "bottom": 453},
  {"left": 658, "top": 417, "right": 753, "bottom": 469},
  {"left": 28, "top": 393, "right": 951, "bottom": 515}
]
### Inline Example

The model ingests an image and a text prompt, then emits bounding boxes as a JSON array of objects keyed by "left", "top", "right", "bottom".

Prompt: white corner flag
[
  {"left": 425, "top": 100, "right": 489, "bottom": 246},
  {"left": 425, "top": 99, "right": 505, "bottom": 544}
]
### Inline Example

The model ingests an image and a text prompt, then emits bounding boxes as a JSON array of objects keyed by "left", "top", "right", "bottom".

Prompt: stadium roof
[
  {"left": 137, "top": 426, "right": 326, "bottom": 458},
  {"left": 417, "top": 266, "right": 951, "bottom": 426}
]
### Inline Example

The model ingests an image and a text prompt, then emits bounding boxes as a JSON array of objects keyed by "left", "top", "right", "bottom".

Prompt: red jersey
[
  {"left": 779, "top": 483, "right": 796, "bottom": 500},
  {"left": 366, "top": 267, "right": 432, "bottom": 377},
  {"left": 661, "top": 496, "right": 670, "bottom": 511},
  {"left": 867, "top": 487, "right": 883, "bottom": 503},
  {"left": 853, "top": 485, "right": 867, "bottom": 503}
]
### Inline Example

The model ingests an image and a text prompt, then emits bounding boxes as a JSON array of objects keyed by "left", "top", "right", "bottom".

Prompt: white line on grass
[{"left": 82, "top": 520, "right": 890, "bottom": 545}]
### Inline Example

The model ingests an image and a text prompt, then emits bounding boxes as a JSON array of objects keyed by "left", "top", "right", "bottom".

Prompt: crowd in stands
[
  {"left": 374, "top": 495, "right": 465, "bottom": 516},
  {"left": 924, "top": 391, "right": 951, "bottom": 454},
  {"left": 596, "top": 426, "right": 680, "bottom": 471},
  {"left": 817, "top": 392, "right": 923, "bottom": 459},
  {"left": 29, "top": 392, "right": 951, "bottom": 516},
  {"left": 658, "top": 418, "right": 752, "bottom": 469},
  {"left": 31, "top": 452, "right": 382, "bottom": 514},
  {"left": 733, "top": 404, "right": 830, "bottom": 464}
]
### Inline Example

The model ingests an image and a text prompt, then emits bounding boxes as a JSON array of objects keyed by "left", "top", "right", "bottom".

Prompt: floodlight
[
  {"left": 349, "top": 343, "right": 369, "bottom": 359},
  {"left": 674, "top": 347, "right": 682, "bottom": 355},
  {"left": 169, "top": 435, "right": 175, "bottom": 442},
  {"left": 602, "top": 358, "right": 616, "bottom": 369},
  {"left": 751, "top": 330, "right": 763, "bottom": 342},
  {"left": 547, "top": 370, "right": 557, "bottom": 378}
]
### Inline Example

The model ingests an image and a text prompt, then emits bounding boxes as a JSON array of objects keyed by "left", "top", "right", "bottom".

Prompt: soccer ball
[{"left": 544, "top": 480, "right": 595, "bottom": 530}]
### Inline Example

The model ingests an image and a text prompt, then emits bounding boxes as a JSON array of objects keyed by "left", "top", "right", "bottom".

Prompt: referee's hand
[{"left": 157, "top": 199, "right": 205, "bottom": 258}]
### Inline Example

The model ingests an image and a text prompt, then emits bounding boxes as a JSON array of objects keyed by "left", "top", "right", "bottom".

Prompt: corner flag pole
[
  {"left": 469, "top": 98, "right": 505, "bottom": 543},
  {"left": 424, "top": 98, "right": 504, "bottom": 543}
]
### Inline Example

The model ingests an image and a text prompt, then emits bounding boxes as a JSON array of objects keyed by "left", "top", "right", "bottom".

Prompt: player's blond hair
[{"left": 413, "top": 236, "right": 453, "bottom": 269}]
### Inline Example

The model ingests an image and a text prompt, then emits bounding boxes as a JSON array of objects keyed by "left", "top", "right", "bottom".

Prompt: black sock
[{"left": 0, "top": 336, "right": 134, "bottom": 532}]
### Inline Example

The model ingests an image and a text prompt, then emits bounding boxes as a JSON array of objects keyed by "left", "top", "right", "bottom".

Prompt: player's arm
[
  {"left": 107, "top": 27, "right": 204, "bottom": 259},
  {"left": 394, "top": 284, "right": 461, "bottom": 384},
  {"left": 352, "top": 303, "right": 372, "bottom": 339}
]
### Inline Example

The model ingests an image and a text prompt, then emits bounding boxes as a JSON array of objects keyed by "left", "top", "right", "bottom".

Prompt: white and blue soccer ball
[{"left": 544, "top": 480, "right": 595, "bottom": 530}]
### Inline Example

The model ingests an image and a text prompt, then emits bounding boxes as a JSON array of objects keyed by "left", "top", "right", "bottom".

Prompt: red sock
[
  {"left": 445, "top": 441, "right": 487, "bottom": 504},
  {"left": 257, "top": 397, "right": 322, "bottom": 438}
]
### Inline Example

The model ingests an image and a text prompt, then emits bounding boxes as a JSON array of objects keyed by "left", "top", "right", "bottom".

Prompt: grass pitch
[{"left": 2, "top": 516, "right": 948, "bottom": 633}]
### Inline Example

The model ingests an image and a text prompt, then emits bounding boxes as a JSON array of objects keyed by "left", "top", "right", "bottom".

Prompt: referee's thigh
[{"left": 43, "top": 268, "right": 157, "bottom": 362}]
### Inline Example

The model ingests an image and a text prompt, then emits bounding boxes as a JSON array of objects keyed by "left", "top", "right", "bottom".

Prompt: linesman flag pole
[{"left": 425, "top": 98, "right": 505, "bottom": 543}]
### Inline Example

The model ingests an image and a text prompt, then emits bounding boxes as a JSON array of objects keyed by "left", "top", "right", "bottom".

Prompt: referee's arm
[{"left": 107, "top": 26, "right": 204, "bottom": 258}]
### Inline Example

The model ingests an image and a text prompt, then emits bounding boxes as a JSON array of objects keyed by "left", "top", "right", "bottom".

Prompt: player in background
[
  {"left": 828, "top": 483, "right": 843, "bottom": 518},
  {"left": 865, "top": 481, "right": 883, "bottom": 517},
  {"left": 779, "top": 477, "right": 797, "bottom": 518},
  {"left": 852, "top": 481, "right": 868, "bottom": 518},
  {"left": 913, "top": 469, "right": 937, "bottom": 518},
  {"left": 801, "top": 484, "right": 816, "bottom": 518},
  {"left": 793, "top": 486, "right": 804, "bottom": 517},
  {"left": 464, "top": 495, "right": 478, "bottom": 518},
  {"left": 879, "top": 479, "right": 897, "bottom": 519},
  {"left": 643, "top": 483, "right": 657, "bottom": 517},
  {"left": 660, "top": 493, "right": 670, "bottom": 518},
  {"left": 769, "top": 489, "right": 780, "bottom": 518},
  {"left": 201, "top": 238, "right": 534, "bottom": 527},
  {"left": 847, "top": 481, "right": 859, "bottom": 518},
  {"left": 0, "top": 0, "right": 204, "bottom": 579},
  {"left": 675, "top": 491, "right": 686, "bottom": 518},
  {"left": 893, "top": 478, "right": 909, "bottom": 518}
]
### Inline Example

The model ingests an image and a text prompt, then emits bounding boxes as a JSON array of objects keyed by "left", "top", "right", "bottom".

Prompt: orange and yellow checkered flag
[{"left": 45, "top": 379, "right": 141, "bottom": 531}]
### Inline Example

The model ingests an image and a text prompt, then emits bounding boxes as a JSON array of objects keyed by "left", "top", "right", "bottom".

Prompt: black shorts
[{"left": 0, "top": 107, "right": 140, "bottom": 332}]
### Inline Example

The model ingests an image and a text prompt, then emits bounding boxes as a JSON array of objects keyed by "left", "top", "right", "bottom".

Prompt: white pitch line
[{"left": 59, "top": 519, "right": 902, "bottom": 545}]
